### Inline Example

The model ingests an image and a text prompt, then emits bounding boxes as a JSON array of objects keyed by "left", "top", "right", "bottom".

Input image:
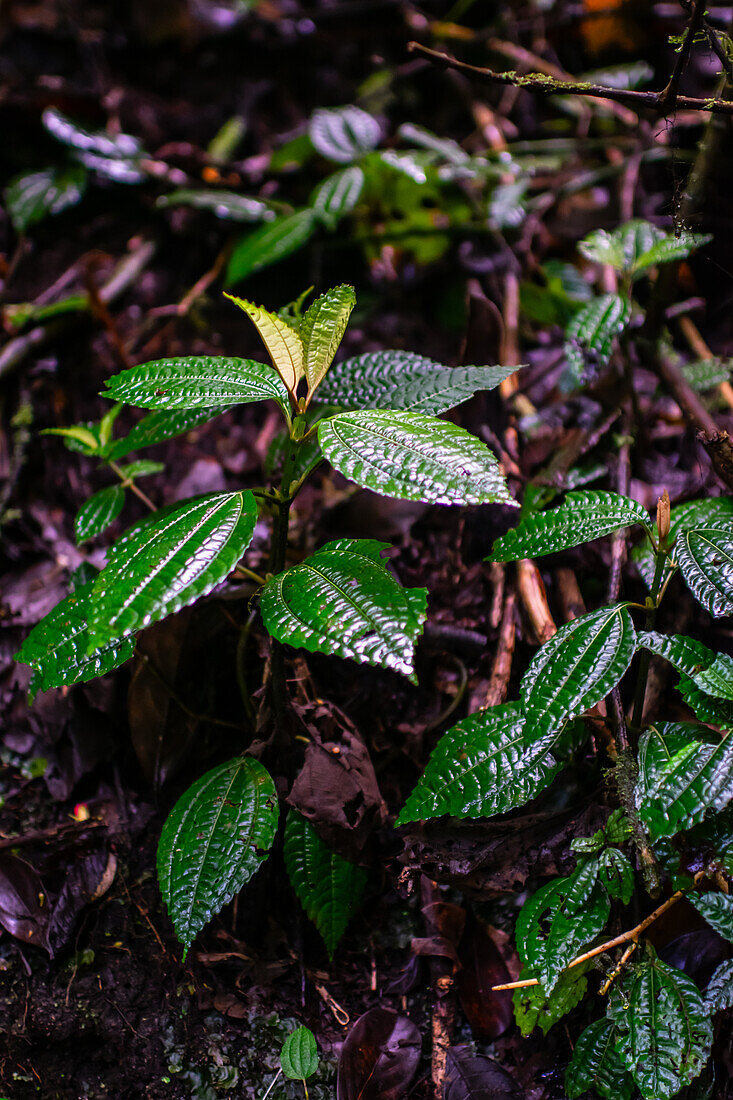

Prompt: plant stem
[
  {"left": 108, "top": 460, "right": 157, "bottom": 512},
  {"left": 261, "top": 1069, "right": 282, "bottom": 1100},
  {"left": 267, "top": 421, "right": 303, "bottom": 730},
  {"left": 629, "top": 544, "right": 668, "bottom": 731}
]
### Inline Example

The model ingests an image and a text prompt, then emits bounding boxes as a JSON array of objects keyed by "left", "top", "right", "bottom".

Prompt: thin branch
[{"left": 658, "top": 0, "right": 707, "bottom": 112}]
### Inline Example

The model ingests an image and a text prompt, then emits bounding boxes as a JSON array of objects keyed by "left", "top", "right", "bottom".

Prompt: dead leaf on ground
[
  {"left": 337, "top": 1007, "right": 421, "bottom": 1100},
  {"left": 444, "top": 1046, "right": 522, "bottom": 1100}
]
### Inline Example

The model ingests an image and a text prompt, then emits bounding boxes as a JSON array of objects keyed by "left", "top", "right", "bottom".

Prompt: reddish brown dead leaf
[{"left": 337, "top": 1007, "right": 421, "bottom": 1100}]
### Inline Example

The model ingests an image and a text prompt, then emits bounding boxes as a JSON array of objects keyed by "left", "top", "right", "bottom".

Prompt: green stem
[
  {"left": 108, "top": 460, "right": 157, "bottom": 512},
  {"left": 630, "top": 544, "right": 669, "bottom": 731}
]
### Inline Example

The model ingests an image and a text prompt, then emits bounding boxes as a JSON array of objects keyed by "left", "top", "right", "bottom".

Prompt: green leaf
[
  {"left": 521, "top": 605, "right": 636, "bottom": 741},
  {"left": 102, "top": 356, "right": 290, "bottom": 415},
  {"left": 42, "top": 107, "right": 145, "bottom": 183},
  {"left": 610, "top": 953, "right": 712, "bottom": 1099},
  {"left": 677, "top": 674, "right": 733, "bottom": 730},
  {"left": 224, "top": 293, "right": 304, "bottom": 395},
  {"left": 225, "top": 209, "right": 317, "bottom": 287},
  {"left": 565, "top": 1019, "right": 634, "bottom": 1100},
  {"left": 395, "top": 702, "right": 560, "bottom": 825},
  {"left": 490, "top": 490, "right": 651, "bottom": 562},
  {"left": 156, "top": 188, "right": 272, "bottom": 223},
  {"left": 280, "top": 1026, "right": 319, "bottom": 1081},
  {"left": 75, "top": 485, "right": 125, "bottom": 544},
  {"left": 579, "top": 220, "right": 665, "bottom": 273},
  {"left": 259, "top": 539, "right": 426, "bottom": 681},
  {"left": 299, "top": 285, "right": 356, "bottom": 397},
  {"left": 599, "top": 848, "right": 634, "bottom": 905},
  {"left": 283, "top": 810, "right": 368, "bottom": 957},
  {"left": 676, "top": 528, "right": 733, "bottom": 618},
  {"left": 633, "top": 231, "right": 711, "bottom": 276},
  {"left": 681, "top": 358, "right": 732, "bottom": 392},
  {"left": 564, "top": 857, "right": 601, "bottom": 913},
  {"left": 5, "top": 164, "right": 87, "bottom": 233},
  {"left": 514, "top": 963, "right": 590, "bottom": 1037},
  {"left": 704, "top": 960, "right": 733, "bottom": 1013},
  {"left": 315, "top": 350, "right": 517, "bottom": 415},
  {"left": 89, "top": 490, "right": 258, "bottom": 648},
  {"left": 637, "top": 631, "right": 733, "bottom": 701},
  {"left": 564, "top": 293, "right": 631, "bottom": 381},
  {"left": 15, "top": 580, "right": 135, "bottom": 697},
  {"left": 636, "top": 722, "right": 733, "bottom": 841},
  {"left": 670, "top": 496, "right": 733, "bottom": 535},
  {"left": 157, "top": 756, "right": 278, "bottom": 955},
  {"left": 42, "top": 424, "right": 101, "bottom": 454},
  {"left": 690, "top": 891, "right": 733, "bottom": 943},
  {"left": 318, "top": 410, "right": 517, "bottom": 506},
  {"left": 309, "top": 105, "right": 381, "bottom": 163},
  {"left": 310, "top": 166, "right": 364, "bottom": 229},
  {"left": 107, "top": 406, "right": 231, "bottom": 461},
  {"left": 515, "top": 877, "right": 609, "bottom": 993},
  {"left": 116, "top": 459, "right": 165, "bottom": 479}
]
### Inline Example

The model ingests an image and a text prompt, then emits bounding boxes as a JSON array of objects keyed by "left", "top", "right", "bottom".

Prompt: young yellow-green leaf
[
  {"left": 42, "top": 424, "right": 101, "bottom": 454},
  {"left": 157, "top": 756, "right": 278, "bottom": 955},
  {"left": 491, "top": 490, "right": 651, "bottom": 562},
  {"left": 311, "top": 166, "right": 364, "bottom": 229},
  {"left": 515, "top": 877, "right": 610, "bottom": 993},
  {"left": 637, "top": 631, "right": 733, "bottom": 701},
  {"left": 513, "top": 963, "right": 590, "bottom": 1037},
  {"left": 283, "top": 810, "right": 368, "bottom": 958},
  {"left": 15, "top": 580, "right": 135, "bottom": 698},
  {"left": 395, "top": 703, "right": 560, "bottom": 825},
  {"left": 224, "top": 293, "right": 304, "bottom": 394},
  {"left": 704, "top": 960, "right": 733, "bottom": 1013},
  {"left": 318, "top": 410, "right": 517, "bottom": 506},
  {"left": 260, "top": 539, "right": 426, "bottom": 681},
  {"left": 299, "top": 285, "right": 356, "bottom": 397},
  {"left": 309, "top": 105, "right": 381, "bottom": 163},
  {"left": 521, "top": 606, "right": 636, "bottom": 742},
  {"left": 281, "top": 1026, "right": 319, "bottom": 1081},
  {"left": 636, "top": 722, "right": 733, "bottom": 841},
  {"left": 564, "top": 293, "right": 631, "bottom": 381},
  {"left": 609, "top": 954, "right": 712, "bottom": 1100},
  {"left": 107, "top": 406, "right": 231, "bottom": 461},
  {"left": 75, "top": 485, "right": 125, "bottom": 544},
  {"left": 676, "top": 527, "right": 733, "bottom": 618},
  {"left": 314, "top": 350, "right": 517, "bottom": 415},
  {"left": 565, "top": 1019, "right": 634, "bottom": 1100},
  {"left": 102, "top": 356, "right": 290, "bottom": 415},
  {"left": 691, "top": 892, "right": 733, "bottom": 943},
  {"left": 225, "top": 208, "right": 317, "bottom": 287},
  {"left": 88, "top": 490, "right": 258, "bottom": 649},
  {"left": 116, "top": 459, "right": 165, "bottom": 479}
]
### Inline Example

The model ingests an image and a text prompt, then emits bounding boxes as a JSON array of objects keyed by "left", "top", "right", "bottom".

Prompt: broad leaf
[
  {"left": 15, "top": 580, "right": 135, "bottom": 698},
  {"left": 579, "top": 220, "right": 665, "bottom": 274},
  {"left": 444, "top": 1048, "right": 521, "bottom": 1100},
  {"left": 564, "top": 293, "right": 631, "bottom": 381},
  {"left": 116, "top": 459, "right": 164, "bottom": 479},
  {"left": 681, "top": 357, "right": 732, "bottom": 391},
  {"left": 491, "top": 490, "right": 651, "bottom": 562},
  {"left": 283, "top": 810, "right": 368, "bottom": 957},
  {"left": 156, "top": 188, "right": 272, "bottom": 222},
  {"left": 75, "top": 485, "right": 125, "bottom": 544},
  {"left": 337, "top": 1008, "right": 421, "bottom": 1100},
  {"left": 281, "top": 1026, "right": 319, "bottom": 1081},
  {"left": 513, "top": 963, "right": 590, "bottom": 1036},
  {"left": 564, "top": 857, "right": 601, "bottom": 913},
  {"left": 515, "top": 877, "right": 609, "bottom": 993},
  {"left": 670, "top": 496, "right": 733, "bottom": 535},
  {"left": 225, "top": 208, "right": 317, "bottom": 287},
  {"left": 224, "top": 293, "right": 304, "bottom": 394},
  {"left": 691, "top": 892, "right": 733, "bottom": 943},
  {"left": 633, "top": 231, "right": 710, "bottom": 275},
  {"left": 566, "top": 1018, "right": 634, "bottom": 1100},
  {"left": 89, "top": 490, "right": 258, "bottom": 648},
  {"left": 637, "top": 631, "right": 733, "bottom": 701},
  {"left": 599, "top": 848, "right": 634, "bottom": 904},
  {"left": 108, "top": 406, "right": 231, "bottom": 461},
  {"left": 636, "top": 722, "right": 733, "bottom": 840},
  {"left": 609, "top": 954, "right": 712, "bottom": 1099},
  {"left": 311, "top": 166, "right": 364, "bottom": 229},
  {"left": 42, "top": 106, "right": 145, "bottom": 182},
  {"left": 102, "top": 356, "right": 290, "bottom": 415},
  {"left": 315, "top": 350, "right": 517, "bottom": 415},
  {"left": 318, "top": 410, "right": 517, "bottom": 506},
  {"left": 395, "top": 703, "right": 560, "bottom": 825},
  {"left": 157, "top": 756, "right": 278, "bottom": 955},
  {"left": 5, "top": 164, "right": 87, "bottom": 233},
  {"left": 300, "top": 285, "right": 356, "bottom": 397},
  {"left": 521, "top": 605, "right": 636, "bottom": 742},
  {"left": 704, "top": 960, "right": 733, "bottom": 1013},
  {"left": 259, "top": 539, "right": 426, "bottom": 681},
  {"left": 678, "top": 674, "right": 733, "bottom": 729},
  {"left": 676, "top": 527, "right": 733, "bottom": 618},
  {"left": 309, "top": 105, "right": 381, "bottom": 163}
]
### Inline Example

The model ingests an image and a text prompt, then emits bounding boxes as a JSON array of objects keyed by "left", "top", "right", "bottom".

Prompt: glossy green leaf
[
  {"left": 565, "top": 1019, "right": 634, "bottom": 1100},
  {"left": 633, "top": 231, "right": 711, "bottom": 275},
  {"left": 89, "top": 490, "right": 258, "bottom": 648},
  {"left": 300, "top": 285, "right": 356, "bottom": 397},
  {"left": 309, "top": 105, "right": 381, "bottom": 163},
  {"left": 609, "top": 954, "right": 712, "bottom": 1099},
  {"left": 395, "top": 703, "right": 560, "bottom": 825},
  {"left": 283, "top": 810, "right": 368, "bottom": 957},
  {"left": 564, "top": 293, "right": 631, "bottom": 380},
  {"left": 315, "top": 350, "right": 517, "bottom": 415},
  {"left": 637, "top": 631, "right": 733, "bottom": 701},
  {"left": 521, "top": 605, "right": 636, "bottom": 741},
  {"left": 225, "top": 209, "right": 317, "bottom": 287},
  {"left": 677, "top": 674, "right": 733, "bottom": 729},
  {"left": 102, "top": 356, "right": 290, "bottom": 415},
  {"left": 260, "top": 539, "right": 426, "bottom": 681},
  {"left": 704, "top": 960, "right": 733, "bottom": 1013},
  {"left": 156, "top": 188, "right": 272, "bottom": 222},
  {"left": 564, "top": 857, "right": 601, "bottom": 913},
  {"left": 676, "top": 528, "right": 733, "bottom": 617},
  {"left": 75, "top": 485, "right": 125, "bottom": 544},
  {"left": 42, "top": 423, "right": 101, "bottom": 454},
  {"left": 318, "top": 410, "right": 517, "bottom": 506},
  {"left": 579, "top": 220, "right": 665, "bottom": 273},
  {"left": 5, "top": 164, "right": 87, "bottom": 233},
  {"left": 311, "top": 166, "right": 364, "bottom": 229},
  {"left": 224, "top": 293, "right": 304, "bottom": 394},
  {"left": 107, "top": 406, "right": 231, "bottom": 461},
  {"left": 515, "top": 877, "right": 609, "bottom": 993},
  {"left": 116, "top": 459, "right": 165, "bottom": 479},
  {"left": 281, "top": 1026, "right": 319, "bottom": 1081},
  {"left": 691, "top": 891, "right": 733, "bottom": 943},
  {"left": 599, "top": 848, "right": 634, "bottom": 905},
  {"left": 671, "top": 496, "right": 733, "bottom": 535},
  {"left": 491, "top": 490, "right": 651, "bottom": 562},
  {"left": 157, "top": 756, "right": 278, "bottom": 955},
  {"left": 15, "top": 580, "right": 135, "bottom": 697},
  {"left": 42, "top": 107, "right": 144, "bottom": 166},
  {"left": 513, "top": 962, "right": 590, "bottom": 1037},
  {"left": 636, "top": 722, "right": 733, "bottom": 840}
]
